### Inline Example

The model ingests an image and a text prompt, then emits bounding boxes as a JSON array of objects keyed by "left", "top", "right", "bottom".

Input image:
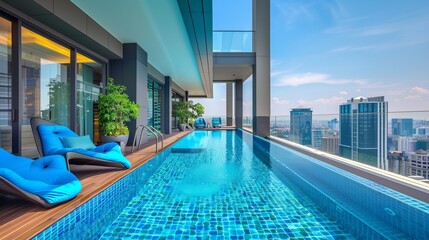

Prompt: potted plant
[
  {"left": 173, "top": 101, "right": 204, "bottom": 131},
  {"left": 97, "top": 78, "right": 140, "bottom": 150}
]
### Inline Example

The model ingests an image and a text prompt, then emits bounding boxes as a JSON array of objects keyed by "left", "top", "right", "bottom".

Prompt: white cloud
[
  {"left": 339, "top": 91, "right": 348, "bottom": 95},
  {"left": 298, "top": 96, "right": 346, "bottom": 106},
  {"left": 272, "top": 97, "right": 291, "bottom": 105},
  {"left": 409, "top": 86, "right": 429, "bottom": 94},
  {"left": 404, "top": 95, "right": 421, "bottom": 100},
  {"left": 274, "top": 72, "right": 366, "bottom": 87}
]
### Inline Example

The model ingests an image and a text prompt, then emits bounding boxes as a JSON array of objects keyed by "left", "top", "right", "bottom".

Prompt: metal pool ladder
[{"left": 131, "top": 125, "right": 164, "bottom": 153}]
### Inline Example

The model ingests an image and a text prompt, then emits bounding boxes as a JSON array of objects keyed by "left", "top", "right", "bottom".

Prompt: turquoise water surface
[
  {"left": 34, "top": 130, "right": 429, "bottom": 239},
  {"left": 100, "top": 131, "right": 354, "bottom": 239}
]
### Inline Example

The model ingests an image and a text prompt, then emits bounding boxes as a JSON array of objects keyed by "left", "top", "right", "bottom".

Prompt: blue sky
[{"left": 192, "top": 0, "right": 429, "bottom": 116}]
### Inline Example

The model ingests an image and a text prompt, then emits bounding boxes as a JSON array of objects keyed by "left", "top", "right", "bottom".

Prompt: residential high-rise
[
  {"left": 392, "top": 118, "right": 413, "bottom": 136},
  {"left": 322, "top": 136, "right": 339, "bottom": 155},
  {"left": 339, "top": 96, "right": 388, "bottom": 169},
  {"left": 312, "top": 127, "right": 323, "bottom": 150},
  {"left": 290, "top": 107, "right": 312, "bottom": 146},
  {"left": 409, "top": 150, "right": 429, "bottom": 179},
  {"left": 397, "top": 136, "right": 417, "bottom": 152}
]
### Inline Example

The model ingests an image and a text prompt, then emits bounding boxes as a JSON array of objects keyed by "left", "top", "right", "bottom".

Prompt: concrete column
[
  {"left": 235, "top": 80, "right": 243, "bottom": 128},
  {"left": 162, "top": 76, "right": 172, "bottom": 134},
  {"left": 226, "top": 82, "right": 233, "bottom": 126},
  {"left": 252, "top": 0, "right": 271, "bottom": 137},
  {"left": 109, "top": 43, "right": 148, "bottom": 145}
]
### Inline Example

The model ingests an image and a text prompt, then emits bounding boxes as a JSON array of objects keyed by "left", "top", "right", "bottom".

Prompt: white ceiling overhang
[{"left": 71, "top": 0, "right": 210, "bottom": 96}]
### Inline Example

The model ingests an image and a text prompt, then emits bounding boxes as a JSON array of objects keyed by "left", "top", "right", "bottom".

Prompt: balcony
[{"left": 213, "top": 30, "right": 253, "bottom": 52}]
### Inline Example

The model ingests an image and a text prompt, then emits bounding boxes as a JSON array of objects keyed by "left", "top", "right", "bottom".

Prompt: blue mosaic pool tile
[
  {"left": 34, "top": 130, "right": 429, "bottom": 239},
  {"left": 99, "top": 131, "right": 354, "bottom": 239},
  {"left": 249, "top": 131, "right": 429, "bottom": 240}
]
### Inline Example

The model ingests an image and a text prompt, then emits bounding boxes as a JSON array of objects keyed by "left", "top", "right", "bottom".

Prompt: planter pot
[
  {"left": 102, "top": 134, "right": 129, "bottom": 151},
  {"left": 178, "top": 124, "right": 186, "bottom": 131}
]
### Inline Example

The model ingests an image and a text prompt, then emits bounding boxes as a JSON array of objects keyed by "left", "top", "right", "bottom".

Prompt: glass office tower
[
  {"left": 290, "top": 107, "right": 312, "bottom": 146},
  {"left": 392, "top": 118, "right": 413, "bottom": 137},
  {"left": 339, "top": 96, "right": 388, "bottom": 169}
]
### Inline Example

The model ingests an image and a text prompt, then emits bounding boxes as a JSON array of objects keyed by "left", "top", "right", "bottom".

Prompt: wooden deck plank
[{"left": 0, "top": 130, "right": 190, "bottom": 240}]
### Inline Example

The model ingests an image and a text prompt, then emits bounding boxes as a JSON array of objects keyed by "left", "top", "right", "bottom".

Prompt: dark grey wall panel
[
  {"left": 110, "top": 43, "right": 148, "bottom": 145},
  {"left": 172, "top": 81, "right": 186, "bottom": 97},
  {"left": 53, "top": 0, "right": 86, "bottom": 34},
  {"left": 148, "top": 64, "right": 165, "bottom": 85},
  {"left": 34, "top": 0, "right": 54, "bottom": 13},
  {"left": 162, "top": 76, "right": 172, "bottom": 134},
  {"left": 1, "top": 0, "right": 123, "bottom": 59},
  {"left": 86, "top": 17, "right": 109, "bottom": 47}
]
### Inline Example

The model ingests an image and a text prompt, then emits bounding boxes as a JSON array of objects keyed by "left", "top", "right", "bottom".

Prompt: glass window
[
  {"left": 21, "top": 27, "right": 70, "bottom": 157},
  {"left": 0, "top": 17, "right": 11, "bottom": 152},
  {"left": 147, "top": 76, "right": 162, "bottom": 132},
  {"left": 76, "top": 53, "right": 102, "bottom": 144},
  {"left": 171, "top": 91, "right": 183, "bottom": 129}
]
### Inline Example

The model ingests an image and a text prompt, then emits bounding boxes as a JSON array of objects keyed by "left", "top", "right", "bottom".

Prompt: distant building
[
  {"left": 387, "top": 151, "right": 408, "bottom": 176},
  {"left": 290, "top": 107, "right": 312, "bottom": 146},
  {"left": 397, "top": 137, "right": 417, "bottom": 152},
  {"left": 328, "top": 118, "right": 339, "bottom": 131},
  {"left": 408, "top": 150, "right": 429, "bottom": 179},
  {"left": 392, "top": 118, "right": 413, "bottom": 136},
  {"left": 339, "top": 96, "right": 388, "bottom": 169},
  {"left": 414, "top": 127, "right": 429, "bottom": 136},
  {"left": 312, "top": 128, "right": 323, "bottom": 150},
  {"left": 387, "top": 135, "right": 399, "bottom": 151},
  {"left": 416, "top": 138, "right": 429, "bottom": 151},
  {"left": 322, "top": 136, "right": 339, "bottom": 155}
]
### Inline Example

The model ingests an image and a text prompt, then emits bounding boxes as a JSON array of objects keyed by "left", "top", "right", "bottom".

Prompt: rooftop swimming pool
[{"left": 35, "top": 130, "right": 429, "bottom": 239}]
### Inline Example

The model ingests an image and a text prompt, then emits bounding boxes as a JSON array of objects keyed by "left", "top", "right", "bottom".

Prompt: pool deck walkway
[{"left": 0, "top": 130, "right": 193, "bottom": 240}]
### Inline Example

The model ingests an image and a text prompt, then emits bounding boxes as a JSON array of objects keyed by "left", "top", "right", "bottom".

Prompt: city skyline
[{"left": 193, "top": 0, "right": 429, "bottom": 116}]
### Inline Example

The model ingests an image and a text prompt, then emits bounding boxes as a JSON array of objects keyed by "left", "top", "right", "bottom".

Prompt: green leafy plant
[
  {"left": 173, "top": 100, "right": 205, "bottom": 124},
  {"left": 97, "top": 78, "right": 140, "bottom": 136}
]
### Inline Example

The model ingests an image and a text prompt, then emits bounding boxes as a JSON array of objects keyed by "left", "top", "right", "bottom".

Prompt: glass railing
[
  {"left": 267, "top": 111, "right": 429, "bottom": 182},
  {"left": 213, "top": 30, "right": 253, "bottom": 52}
]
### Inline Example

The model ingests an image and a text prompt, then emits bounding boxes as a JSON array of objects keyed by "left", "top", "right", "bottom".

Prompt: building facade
[
  {"left": 312, "top": 127, "right": 323, "bottom": 150},
  {"left": 339, "top": 96, "right": 388, "bottom": 169},
  {"left": 322, "top": 136, "right": 339, "bottom": 155},
  {"left": 290, "top": 108, "right": 312, "bottom": 146},
  {"left": 0, "top": 0, "right": 271, "bottom": 158},
  {"left": 408, "top": 150, "right": 429, "bottom": 179},
  {"left": 392, "top": 118, "right": 413, "bottom": 136},
  {"left": 397, "top": 136, "right": 417, "bottom": 152}
]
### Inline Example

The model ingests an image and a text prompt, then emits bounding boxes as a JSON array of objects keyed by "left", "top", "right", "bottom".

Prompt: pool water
[
  {"left": 34, "top": 130, "right": 429, "bottom": 240},
  {"left": 100, "top": 131, "right": 354, "bottom": 239}
]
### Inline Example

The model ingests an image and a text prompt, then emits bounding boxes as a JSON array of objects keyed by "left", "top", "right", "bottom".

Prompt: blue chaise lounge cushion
[
  {"left": 37, "top": 125, "right": 131, "bottom": 169},
  {"left": 194, "top": 118, "right": 206, "bottom": 128},
  {"left": 0, "top": 148, "right": 81, "bottom": 205},
  {"left": 61, "top": 135, "right": 96, "bottom": 150}
]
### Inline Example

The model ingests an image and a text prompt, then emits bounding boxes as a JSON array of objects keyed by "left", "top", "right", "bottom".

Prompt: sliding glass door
[
  {"left": 21, "top": 27, "right": 70, "bottom": 157},
  {"left": 76, "top": 53, "right": 102, "bottom": 144},
  {"left": 0, "top": 17, "right": 12, "bottom": 152}
]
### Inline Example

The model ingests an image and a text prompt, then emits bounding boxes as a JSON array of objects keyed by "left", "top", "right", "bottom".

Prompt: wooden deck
[{"left": 0, "top": 130, "right": 190, "bottom": 240}]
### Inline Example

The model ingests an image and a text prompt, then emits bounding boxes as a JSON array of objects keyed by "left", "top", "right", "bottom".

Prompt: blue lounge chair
[
  {"left": 30, "top": 118, "right": 131, "bottom": 169},
  {"left": 194, "top": 118, "right": 207, "bottom": 128},
  {"left": 0, "top": 148, "right": 81, "bottom": 208},
  {"left": 212, "top": 117, "right": 222, "bottom": 128}
]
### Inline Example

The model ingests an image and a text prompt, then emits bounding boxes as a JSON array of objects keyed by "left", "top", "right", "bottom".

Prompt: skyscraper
[
  {"left": 339, "top": 96, "right": 388, "bottom": 169},
  {"left": 322, "top": 136, "right": 339, "bottom": 155},
  {"left": 312, "top": 127, "right": 323, "bottom": 150},
  {"left": 290, "top": 107, "right": 312, "bottom": 146},
  {"left": 392, "top": 118, "right": 413, "bottom": 136}
]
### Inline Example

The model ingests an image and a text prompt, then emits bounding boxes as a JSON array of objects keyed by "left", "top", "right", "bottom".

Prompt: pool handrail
[{"left": 132, "top": 125, "right": 164, "bottom": 153}]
